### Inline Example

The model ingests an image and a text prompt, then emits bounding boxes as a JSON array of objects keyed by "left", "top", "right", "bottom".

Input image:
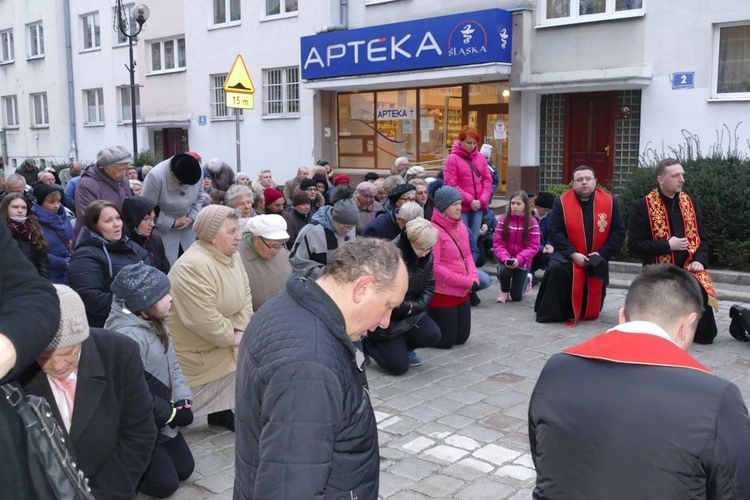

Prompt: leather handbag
[{"left": 1, "top": 382, "right": 93, "bottom": 499}]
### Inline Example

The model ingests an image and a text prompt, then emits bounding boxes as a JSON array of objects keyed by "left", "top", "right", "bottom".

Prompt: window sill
[
  {"left": 537, "top": 9, "right": 644, "bottom": 28},
  {"left": 365, "top": 0, "right": 403, "bottom": 5},
  {"left": 2, "top": 125, "right": 19, "bottom": 130},
  {"left": 117, "top": 121, "right": 141, "bottom": 125},
  {"left": 146, "top": 68, "right": 187, "bottom": 77},
  {"left": 79, "top": 47, "right": 101, "bottom": 54},
  {"left": 708, "top": 95, "right": 750, "bottom": 102},
  {"left": 26, "top": 55, "right": 45, "bottom": 61},
  {"left": 262, "top": 114, "right": 300, "bottom": 120},
  {"left": 260, "top": 11, "right": 299, "bottom": 23},
  {"left": 0, "top": 60, "right": 15, "bottom": 66},
  {"left": 83, "top": 122, "right": 105, "bottom": 127},
  {"left": 30, "top": 125, "right": 49, "bottom": 129},
  {"left": 211, "top": 116, "right": 243, "bottom": 122},
  {"left": 208, "top": 21, "right": 242, "bottom": 31}
]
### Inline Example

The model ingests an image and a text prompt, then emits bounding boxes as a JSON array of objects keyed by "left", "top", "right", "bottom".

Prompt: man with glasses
[
  {"left": 362, "top": 183, "right": 417, "bottom": 240},
  {"left": 238, "top": 214, "right": 292, "bottom": 311},
  {"left": 535, "top": 165, "right": 625, "bottom": 325}
]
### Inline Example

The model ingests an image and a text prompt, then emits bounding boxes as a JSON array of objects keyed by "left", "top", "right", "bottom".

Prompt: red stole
[
  {"left": 563, "top": 330, "right": 712, "bottom": 374},
  {"left": 644, "top": 189, "right": 718, "bottom": 310},
  {"left": 560, "top": 188, "right": 613, "bottom": 326}
]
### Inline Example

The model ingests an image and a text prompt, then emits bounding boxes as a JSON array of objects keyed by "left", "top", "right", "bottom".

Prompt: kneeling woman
[
  {"left": 107, "top": 263, "right": 194, "bottom": 498},
  {"left": 363, "top": 218, "right": 441, "bottom": 375}
]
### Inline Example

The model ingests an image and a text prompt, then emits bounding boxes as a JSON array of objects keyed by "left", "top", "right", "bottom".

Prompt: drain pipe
[
  {"left": 315, "top": 0, "right": 348, "bottom": 33},
  {"left": 63, "top": 0, "right": 78, "bottom": 161}
]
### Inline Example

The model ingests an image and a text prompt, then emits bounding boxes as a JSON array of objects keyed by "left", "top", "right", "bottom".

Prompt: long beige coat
[{"left": 167, "top": 239, "right": 253, "bottom": 387}]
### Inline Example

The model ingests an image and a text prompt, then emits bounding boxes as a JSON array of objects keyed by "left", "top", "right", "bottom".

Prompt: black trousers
[
  {"left": 362, "top": 315, "right": 442, "bottom": 375},
  {"left": 535, "top": 260, "right": 607, "bottom": 323},
  {"left": 498, "top": 265, "right": 529, "bottom": 302},
  {"left": 694, "top": 286, "right": 718, "bottom": 344},
  {"left": 428, "top": 300, "right": 472, "bottom": 349},
  {"left": 138, "top": 431, "right": 195, "bottom": 498}
]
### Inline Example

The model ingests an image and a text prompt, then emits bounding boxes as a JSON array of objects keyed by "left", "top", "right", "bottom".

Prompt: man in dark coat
[
  {"left": 234, "top": 238, "right": 408, "bottom": 499},
  {"left": 628, "top": 158, "right": 718, "bottom": 344},
  {"left": 361, "top": 183, "right": 416, "bottom": 240},
  {"left": 0, "top": 222, "right": 60, "bottom": 499},
  {"left": 534, "top": 166, "right": 625, "bottom": 325},
  {"left": 529, "top": 264, "right": 750, "bottom": 499}
]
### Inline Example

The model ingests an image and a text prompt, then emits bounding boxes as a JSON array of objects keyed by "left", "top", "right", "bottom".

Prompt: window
[
  {"left": 0, "top": 29, "right": 13, "bottom": 64},
  {"left": 214, "top": 0, "right": 241, "bottom": 24},
  {"left": 265, "top": 0, "right": 298, "bottom": 17},
  {"left": 114, "top": 4, "right": 136, "bottom": 45},
  {"left": 27, "top": 22, "right": 44, "bottom": 58},
  {"left": 150, "top": 37, "right": 186, "bottom": 73},
  {"left": 81, "top": 12, "right": 100, "bottom": 50},
  {"left": 262, "top": 67, "right": 299, "bottom": 117},
  {"left": 2, "top": 95, "right": 19, "bottom": 128},
  {"left": 30, "top": 93, "right": 48, "bottom": 127},
  {"left": 715, "top": 23, "right": 750, "bottom": 97},
  {"left": 542, "top": 0, "right": 643, "bottom": 25},
  {"left": 210, "top": 73, "right": 242, "bottom": 119},
  {"left": 119, "top": 86, "right": 141, "bottom": 122},
  {"left": 84, "top": 88, "right": 104, "bottom": 124}
]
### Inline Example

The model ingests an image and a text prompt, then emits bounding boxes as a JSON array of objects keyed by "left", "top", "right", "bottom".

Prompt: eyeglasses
[
  {"left": 574, "top": 177, "right": 595, "bottom": 183},
  {"left": 259, "top": 237, "right": 285, "bottom": 251},
  {"left": 399, "top": 195, "right": 416, "bottom": 202}
]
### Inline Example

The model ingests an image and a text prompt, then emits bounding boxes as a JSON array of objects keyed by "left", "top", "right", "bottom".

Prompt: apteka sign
[{"left": 300, "top": 9, "right": 512, "bottom": 80}]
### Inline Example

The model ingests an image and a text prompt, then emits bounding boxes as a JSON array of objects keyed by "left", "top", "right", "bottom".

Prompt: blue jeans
[
  {"left": 477, "top": 269, "right": 492, "bottom": 291},
  {"left": 461, "top": 210, "right": 482, "bottom": 246}
]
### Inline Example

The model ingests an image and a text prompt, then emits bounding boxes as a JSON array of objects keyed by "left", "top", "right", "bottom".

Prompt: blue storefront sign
[{"left": 301, "top": 9, "right": 512, "bottom": 80}]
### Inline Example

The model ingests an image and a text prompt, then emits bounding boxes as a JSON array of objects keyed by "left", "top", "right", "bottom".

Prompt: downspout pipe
[
  {"left": 315, "top": 0, "right": 348, "bottom": 33},
  {"left": 63, "top": 0, "right": 78, "bottom": 161}
]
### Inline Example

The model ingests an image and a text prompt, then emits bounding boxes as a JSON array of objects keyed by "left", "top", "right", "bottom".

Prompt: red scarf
[
  {"left": 7, "top": 217, "right": 32, "bottom": 241},
  {"left": 560, "top": 188, "right": 613, "bottom": 326}
]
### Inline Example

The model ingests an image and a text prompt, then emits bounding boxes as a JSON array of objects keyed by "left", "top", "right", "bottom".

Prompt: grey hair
[
  {"left": 395, "top": 201, "right": 423, "bottom": 224},
  {"left": 225, "top": 184, "right": 254, "bottom": 206},
  {"left": 6, "top": 173, "right": 26, "bottom": 187},
  {"left": 406, "top": 217, "right": 438, "bottom": 250},
  {"left": 321, "top": 238, "right": 404, "bottom": 292},
  {"left": 382, "top": 174, "right": 405, "bottom": 194}
]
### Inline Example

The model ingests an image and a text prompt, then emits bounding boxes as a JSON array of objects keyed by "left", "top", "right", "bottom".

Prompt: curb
[{"left": 609, "top": 261, "right": 750, "bottom": 286}]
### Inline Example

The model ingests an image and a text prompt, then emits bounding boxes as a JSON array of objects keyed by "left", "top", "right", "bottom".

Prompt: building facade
[{"left": 1, "top": 1, "right": 748, "bottom": 195}]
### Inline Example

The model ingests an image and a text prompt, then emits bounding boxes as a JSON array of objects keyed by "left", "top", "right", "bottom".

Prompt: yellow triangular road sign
[{"left": 224, "top": 55, "right": 255, "bottom": 94}]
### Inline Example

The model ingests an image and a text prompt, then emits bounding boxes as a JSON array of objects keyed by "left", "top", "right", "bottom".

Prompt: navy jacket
[
  {"left": 362, "top": 209, "right": 400, "bottom": 240},
  {"left": 234, "top": 275, "right": 379, "bottom": 499},
  {"left": 32, "top": 203, "right": 73, "bottom": 284}
]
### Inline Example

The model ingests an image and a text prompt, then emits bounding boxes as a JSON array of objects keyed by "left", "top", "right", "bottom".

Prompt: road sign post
[{"left": 223, "top": 55, "right": 255, "bottom": 172}]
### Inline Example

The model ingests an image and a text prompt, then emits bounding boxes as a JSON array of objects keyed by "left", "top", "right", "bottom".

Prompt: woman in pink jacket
[
  {"left": 428, "top": 185, "right": 479, "bottom": 349},
  {"left": 443, "top": 126, "right": 493, "bottom": 242},
  {"left": 493, "top": 191, "right": 541, "bottom": 303}
]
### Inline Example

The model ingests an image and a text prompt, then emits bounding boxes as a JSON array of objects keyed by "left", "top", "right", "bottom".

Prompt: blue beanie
[{"left": 434, "top": 186, "right": 463, "bottom": 212}]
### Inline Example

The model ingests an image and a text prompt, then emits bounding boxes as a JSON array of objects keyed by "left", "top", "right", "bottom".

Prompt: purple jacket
[
  {"left": 443, "top": 141, "right": 493, "bottom": 212},
  {"left": 430, "top": 209, "right": 478, "bottom": 297},
  {"left": 493, "top": 213, "right": 541, "bottom": 269},
  {"left": 74, "top": 164, "right": 132, "bottom": 236}
]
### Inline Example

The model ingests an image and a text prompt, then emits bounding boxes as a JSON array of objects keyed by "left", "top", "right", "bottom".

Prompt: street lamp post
[{"left": 115, "top": 2, "right": 149, "bottom": 158}]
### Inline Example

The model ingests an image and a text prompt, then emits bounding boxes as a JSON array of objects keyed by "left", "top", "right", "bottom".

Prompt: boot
[
  {"left": 729, "top": 305, "right": 750, "bottom": 342},
  {"left": 207, "top": 409, "right": 236, "bottom": 432},
  {"left": 470, "top": 290, "right": 481, "bottom": 306}
]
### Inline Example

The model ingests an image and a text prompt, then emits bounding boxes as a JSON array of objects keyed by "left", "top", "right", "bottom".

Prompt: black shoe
[
  {"left": 729, "top": 305, "right": 750, "bottom": 342},
  {"left": 207, "top": 410, "right": 235, "bottom": 432},
  {"left": 470, "top": 291, "right": 481, "bottom": 307}
]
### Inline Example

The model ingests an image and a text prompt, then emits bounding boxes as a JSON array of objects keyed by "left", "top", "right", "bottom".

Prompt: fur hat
[
  {"left": 300, "top": 178, "right": 317, "bottom": 191},
  {"left": 364, "top": 172, "right": 380, "bottom": 182},
  {"left": 96, "top": 146, "right": 132, "bottom": 168},
  {"left": 194, "top": 205, "right": 234, "bottom": 241},
  {"left": 263, "top": 188, "right": 284, "bottom": 206},
  {"left": 292, "top": 190, "right": 311, "bottom": 207},
  {"left": 534, "top": 191, "right": 556, "bottom": 210},
  {"left": 170, "top": 154, "right": 202, "bottom": 185},
  {"left": 434, "top": 185, "right": 463, "bottom": 212},
  {"left": 387, "top": 183, "right": 416, "bottom": 205},
  {"left": 46, "top": 285, "right": 90, "bottom": 351},
  {"left": 111, "top": 263, "right": 171, "bottom": 313}
]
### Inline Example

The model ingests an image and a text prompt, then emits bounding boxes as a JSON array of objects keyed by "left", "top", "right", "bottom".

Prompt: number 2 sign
[{"left": 672, "top": 72, "right": 695, "bottom": 90}]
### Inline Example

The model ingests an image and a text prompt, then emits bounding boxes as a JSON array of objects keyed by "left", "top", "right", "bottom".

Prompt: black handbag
[{"left": 1, "top": 382, "right": 93, "bottom": 499}]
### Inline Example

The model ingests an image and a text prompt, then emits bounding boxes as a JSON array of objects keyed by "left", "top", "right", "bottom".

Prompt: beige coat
[
  {"left": 238, "top": 237, "right": 292, "bottom": 312},
  {"left": 167, "top": 239, "right": 253, "bottom": 387}
]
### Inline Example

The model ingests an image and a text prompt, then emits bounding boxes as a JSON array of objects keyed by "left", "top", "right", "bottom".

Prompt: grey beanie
[
  {"left": 331, "top": 198, "right": 360, "bottom": 225},
  {"left": 434, "top": 186, "right": 463, "bottom": 213},
  {"left": 97, "top": 145, "right": 132, "bottom": 168},
  {"left": 46, "top": 285, "right": 90, "bottom": 351},
  {"left": 111, "top": 263, "right": 171, "bottom": 313}
]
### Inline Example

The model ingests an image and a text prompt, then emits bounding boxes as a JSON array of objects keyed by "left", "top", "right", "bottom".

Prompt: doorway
[
  {"left": 564, "top": 92, "right": 616, "bottom": 189},
  {"left": 154, "top": 128, "right": 189, "bottom": 160},
  {"left": 468, "top": 103, "right": 509, "bottom": 194}
]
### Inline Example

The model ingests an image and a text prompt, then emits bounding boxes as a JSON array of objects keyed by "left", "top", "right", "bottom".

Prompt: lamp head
[{"left": 132, "top": 4, "right": 150, "bottom": 27}]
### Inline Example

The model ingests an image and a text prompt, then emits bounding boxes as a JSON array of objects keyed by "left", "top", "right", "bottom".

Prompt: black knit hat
[
  {"left": 170, "top": 154, "right": 202, "bottom": 185},
  {"left": 300, "top": 178, "right": 316, "bottom": 191},
  {"left": 534, "top": 191, "right": 556, "bottom": 210},
  {"left": 387, "top": 183, "right": 416, "bottom": 205},
  {"left": 33, "top": 184, "right": 64, "bottom": 205}
]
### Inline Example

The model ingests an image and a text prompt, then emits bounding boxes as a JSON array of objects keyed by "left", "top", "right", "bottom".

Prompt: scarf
[{"left": 7, "top": 217, "right": 32, "bottom": 241}]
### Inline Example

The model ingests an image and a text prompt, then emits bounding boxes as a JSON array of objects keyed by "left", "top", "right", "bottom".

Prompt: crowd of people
[{"left": 1, "top": 127, "right": 749, "bottom": 498}]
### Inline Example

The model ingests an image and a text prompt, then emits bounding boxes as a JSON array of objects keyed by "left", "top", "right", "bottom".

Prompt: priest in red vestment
[{"left": 529, "top": 264, "right": 750, "bottom": 499}]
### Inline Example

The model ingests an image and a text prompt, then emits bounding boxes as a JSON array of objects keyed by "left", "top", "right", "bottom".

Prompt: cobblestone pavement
[{"left": 151, "top": 277, "right": 750, "bottom": 499}]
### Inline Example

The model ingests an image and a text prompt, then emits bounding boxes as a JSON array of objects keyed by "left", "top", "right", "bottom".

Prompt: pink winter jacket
[
  {"left": 443, "top": 141, "right": 493, "bottom": 212},
  {"left": 492, "top": 213, "right": 541, "bottom": 269},
  {"left": 430, "top": 209, "right": 479, "bottom": 297}
]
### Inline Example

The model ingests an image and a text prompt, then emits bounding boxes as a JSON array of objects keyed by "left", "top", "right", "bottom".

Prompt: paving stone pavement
[{"left": 144, "top": 277, "right": 750, "bottom": 499}]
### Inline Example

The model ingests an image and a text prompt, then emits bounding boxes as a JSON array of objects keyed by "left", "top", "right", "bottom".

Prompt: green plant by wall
[{"left": 133, "top": 149, "right": 159, "bottom": 168}]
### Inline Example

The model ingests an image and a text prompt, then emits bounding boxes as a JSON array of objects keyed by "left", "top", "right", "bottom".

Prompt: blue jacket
[
  {"left": 235, "top": 274, "right": 379, "bottom": 499},
  {"left": 32, "top": 203, "right": 73, "bottom": 284},
  {"left": 362, "top": 209, "right": 400, "bottom": 240}
]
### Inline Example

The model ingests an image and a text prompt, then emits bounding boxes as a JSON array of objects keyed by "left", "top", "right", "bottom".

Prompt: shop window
[
  {"left": 262, "top": 67, "right": 299, "bottom": 118},
  {"left": 81, "top": 12, "right": 100, "bottom": 50},
  {"left": 338, "top": 93, "right": 376, "bottom": 169},
  {"left": 714, "top": 23, "right": 750, "bottom": 99},
  {"left": 376, "top": 90, "right": 417, "bottom": 170},
  {"left": 214, "top": 0, "right": 241, "bottom": 25},
  {"left": 418, "top": 86, "right": 463, "bottom": 165},
  {"left": 119, "top": 86, "right": 140, "bottom": 122},
  {"left": 1, "top": 29, "right": 14, "bottom": 64},
  {"left": 2, "top": 95, "right": 19, "bottom": 128},
  {"left": 30, "top": 92, "right": 48, "bottom": 127},
  {"left": 27, "top": 22, "right": 44, "bottom": 58},
  {"left": 542, "top": 0, "right": 643, "bottom": 25},
  {"left": 84, "top": 88, "right": 104, "bottom": 124}
]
